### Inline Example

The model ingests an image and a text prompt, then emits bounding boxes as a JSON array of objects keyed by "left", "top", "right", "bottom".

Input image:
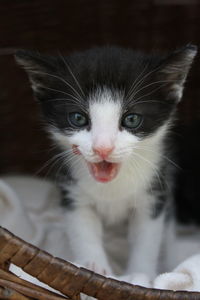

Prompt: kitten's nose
[{"left": 93, "top": 146, "right": 114, "bottom": 160}]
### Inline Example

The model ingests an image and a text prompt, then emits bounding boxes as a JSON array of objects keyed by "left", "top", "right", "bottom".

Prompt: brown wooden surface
[
  {"left": 1, "top": 226, "right": 200, "bottom": 300},
  {"left": 0, "top": 269, "right": 67, "bottom": 300},
  {"left": 0, "top": 286, "right": 31, "bottom": 300},
  {"left": 0, "top": 0, "right": 199, "bottom": 176}
]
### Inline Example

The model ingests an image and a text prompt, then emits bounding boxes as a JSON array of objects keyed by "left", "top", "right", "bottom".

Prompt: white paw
[
  {"left": 117, "top": 272, "right": 152, "bottom": 288},
  {"left": 85, "top": 261, "right": 112, "bottom": 276},
  {"left": 153, "top": 272, "right": 191, "bottom": 290}
]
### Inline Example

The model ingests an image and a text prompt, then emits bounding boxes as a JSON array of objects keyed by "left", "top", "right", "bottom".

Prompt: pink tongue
[{"left": 87, "top": 161, "right": 119, "bottom": 182}]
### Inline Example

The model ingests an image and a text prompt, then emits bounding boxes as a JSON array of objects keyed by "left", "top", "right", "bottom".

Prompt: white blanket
[{"left": 1, "top": 175, "right": 200, "bottom": 292}]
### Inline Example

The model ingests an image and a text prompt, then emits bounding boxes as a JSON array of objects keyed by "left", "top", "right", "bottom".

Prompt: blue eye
[
  {"left": 68, "top": 112, "right": 88, "bottom": 128},
  {"left": 122, "top": 113, "right": 142, "bottom": 129}
]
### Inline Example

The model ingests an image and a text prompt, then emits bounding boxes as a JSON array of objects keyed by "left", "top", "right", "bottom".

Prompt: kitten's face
[
  {"left": 54, "top": 88, "right": 141, "bottom": 182},
  {"left": 15, "top": 45, "right": 197, "bottom": 182}
]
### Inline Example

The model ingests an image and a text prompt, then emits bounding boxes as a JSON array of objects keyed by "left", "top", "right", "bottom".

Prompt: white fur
[{"left": 51, "top": 88, "right": 170, "bottom": 279}]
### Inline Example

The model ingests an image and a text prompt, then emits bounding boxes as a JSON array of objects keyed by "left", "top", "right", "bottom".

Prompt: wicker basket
[{"left": 0, "top": 227, "right": 200, "bottom": 300}]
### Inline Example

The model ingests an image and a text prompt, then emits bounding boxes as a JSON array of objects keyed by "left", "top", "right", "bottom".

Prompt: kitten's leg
[
  {"left": 126, "top": 197, "right": 166, "bottom": 284},
  {"left": 160, "top": 219, "right": 176, "bottom": 273},
  {"left": 64, "top": 206, "right": 112, "bottom": 276}
]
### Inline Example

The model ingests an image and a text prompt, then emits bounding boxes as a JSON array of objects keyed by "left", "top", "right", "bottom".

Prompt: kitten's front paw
[{"left": 85, "top": 261, "right": 112, "bottom": 276}]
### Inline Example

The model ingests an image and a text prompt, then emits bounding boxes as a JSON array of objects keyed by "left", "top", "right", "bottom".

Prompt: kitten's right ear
[
  {"left": 156, "top": 44, "right": 197, "bottom": 103},
  {"left": 15, "top": 50, "right": 58, "bottom": 96}
]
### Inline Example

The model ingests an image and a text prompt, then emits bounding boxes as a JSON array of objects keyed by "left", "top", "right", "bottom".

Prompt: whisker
[
  {"left": 126, "top": 63, "right": 149, "bottom": 99},
  {"left": 44, "top": 97, "right": 71, "bottom": 103},
  {"left": 126, "top": 80, "right": 176, "bottom": 108},
  {"left": 114, "top": 144, "right": 180, "bottom": 171},
  {"left": 29, "top": 70, "right": 83, "bottom": 100},
  {"left": 59, "top": 53, "right": 85, "bottom": 98},
  {"left": 125, "top": 99, "right": 169, "bottom": 107},
  {"left": 128, "top": 158, "right": 153, "bottom": 196},
  {"left": 133, "top": 151, "right": 164, "bottom": 190},
  {"left": 50, "top": 151, "right": 81, "bottom": 185},
  {"left": 112, "top": 146, "right": 165, "bottom": 190},
  {"left": 35, "top": 150, "right": 68, "bottom": 176},
  {"left": 35, "top": 149, "right": 75, "bottom": 180},
  {"left": 39, "top": 85, "right": 74, "bottom": 97},
  {"left": 130, "top": 79, "right": 178, "bottom": 104},
  {"left": 44, "top": 96, "right": 88, "bottom": 113},
  {"left": 66, "top": 155, "right": 85, "bottom": 180},
  {"left": 125, "top": 64, "right": 163, "bottom": 103},
  {"left": 133, "top": 145, "right": 181, "bottom": 170}
]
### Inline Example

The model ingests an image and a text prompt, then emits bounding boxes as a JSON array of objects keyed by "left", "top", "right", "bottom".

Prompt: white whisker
[
  {"left": 125, "top": 64, "right": 163, "bottom": 103},
  {"left": 126, "top": 63, "right": 149, "bottom": 100},
  {"left": 30, "top": 70, "right": 83, "bottom": 101},
  {"left": 35, "top": 150, "right": 69, "bottom": 176},
  {"left": 59, "top": 53, "right": 85, "bottom": 98},
  {"left": 129, "top": 79, "right": 177, "bottom": 105},
  {"left": 133, "top": 145, "right": 181, "bottom": 170},
  {"left": 44, "top": 96, "right": 88, "bottom": 113}
]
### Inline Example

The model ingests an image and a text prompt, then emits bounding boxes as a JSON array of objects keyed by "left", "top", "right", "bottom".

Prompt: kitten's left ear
[
  {"left": 157, "top": 44, "right": 197, "bottom": 102},
  {"left": 15, "top": 50, "right": 60, "bottom": 100}
]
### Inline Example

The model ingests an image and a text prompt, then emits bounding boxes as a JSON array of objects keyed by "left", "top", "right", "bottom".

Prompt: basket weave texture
[{"left": 0, "top": 227, "right": 200, "bottom": 300}]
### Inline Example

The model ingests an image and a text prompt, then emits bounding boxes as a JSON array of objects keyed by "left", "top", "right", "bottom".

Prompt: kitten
[{"left": 15, "top": 45, "right": 197, "bottom": 283}]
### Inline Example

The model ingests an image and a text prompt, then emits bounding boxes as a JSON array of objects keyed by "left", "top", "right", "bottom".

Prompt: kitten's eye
[
  {"left": 68, "top": 112, "right": 88, "bottom": 128},
  {"left": 122, "top": 113, "right": 142, "bottom": 129}
]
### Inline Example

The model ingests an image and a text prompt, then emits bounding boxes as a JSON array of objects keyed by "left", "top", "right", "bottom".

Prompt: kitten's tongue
[{"left": 87, "top": 161, "right": 120, "bottom": 183}]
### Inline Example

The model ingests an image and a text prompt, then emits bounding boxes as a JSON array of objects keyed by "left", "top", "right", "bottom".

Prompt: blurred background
[{"left": 0, "top": 0, "right": 199, "bottom": 223}]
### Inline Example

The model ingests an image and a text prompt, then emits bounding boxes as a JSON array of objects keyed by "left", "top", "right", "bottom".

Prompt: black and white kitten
[{"left": 15, "top": 45, "right": 197, "bottom": 283}]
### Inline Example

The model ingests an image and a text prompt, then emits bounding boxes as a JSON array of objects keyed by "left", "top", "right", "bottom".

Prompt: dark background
[{"left": 0, "top": 0, "right": 200, "bottom": 223}]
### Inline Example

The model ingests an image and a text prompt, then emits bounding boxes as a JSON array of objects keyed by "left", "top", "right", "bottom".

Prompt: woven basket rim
[{"left": 0, "top": 226, "right": 200, "bottom": 300}]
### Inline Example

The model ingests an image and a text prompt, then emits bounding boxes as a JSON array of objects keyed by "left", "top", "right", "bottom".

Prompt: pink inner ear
[{"left": 72, "top": 145, "right": 81, "bottom": 155}]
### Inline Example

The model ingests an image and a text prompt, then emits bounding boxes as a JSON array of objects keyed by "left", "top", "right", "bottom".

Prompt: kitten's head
[{"left": 15, "top": 45, "right": 197, "bottom": 183}]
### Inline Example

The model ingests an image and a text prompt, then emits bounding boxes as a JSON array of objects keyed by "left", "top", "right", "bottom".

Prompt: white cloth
[
  {"left": 0, "top": 176, "right": 72, "bottom": 259},
  {"left": 154, "top": 254, "right": 200, "bottom": 291},
  {"left": 1, "top": 175, "right": 200, "bottom": 292}
]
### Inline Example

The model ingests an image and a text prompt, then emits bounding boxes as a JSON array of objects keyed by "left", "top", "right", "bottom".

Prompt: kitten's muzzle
[{"left": 92, "top": 146, "right": 114, "bottom": 160}]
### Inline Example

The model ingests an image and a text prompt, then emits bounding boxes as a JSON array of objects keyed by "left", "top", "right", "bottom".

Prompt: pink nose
[{"left": 93, "top": 146, "right": 114, "bottom": 159}]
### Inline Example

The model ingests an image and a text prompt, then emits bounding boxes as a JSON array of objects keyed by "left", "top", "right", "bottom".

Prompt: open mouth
[{"left": 87, "top": 161, "right": 120, "bottom": 183}]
